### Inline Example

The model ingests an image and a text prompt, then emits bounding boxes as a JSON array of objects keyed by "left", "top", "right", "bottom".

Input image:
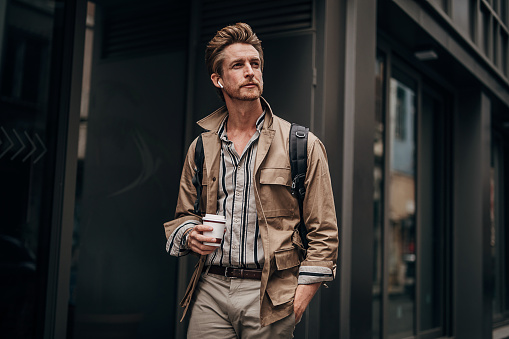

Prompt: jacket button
[{"left": 212, "top": 177, "right": 216, "bottom": 181}]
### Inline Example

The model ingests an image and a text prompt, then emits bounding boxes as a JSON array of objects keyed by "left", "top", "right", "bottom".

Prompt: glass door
[
  {"left": 372, "top": 51, "right": 449, "bottom": 339},
  {"left": 0, "top": 0, "right": 78, "bottom": 337}
]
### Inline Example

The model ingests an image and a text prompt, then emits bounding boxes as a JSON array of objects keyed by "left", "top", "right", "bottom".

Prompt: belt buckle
[{"left": 224, "top": 267, "right": 238, "bottom": 279}]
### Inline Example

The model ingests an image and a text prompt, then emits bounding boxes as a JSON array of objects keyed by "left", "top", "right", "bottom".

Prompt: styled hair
[{"left": 205, "top": 23, "right": 263, "bottom": 100}]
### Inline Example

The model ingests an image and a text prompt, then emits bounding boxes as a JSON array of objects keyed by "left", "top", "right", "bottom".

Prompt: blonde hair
[{"left": 205, "top": 23, "right": 263, "bottom": 99}]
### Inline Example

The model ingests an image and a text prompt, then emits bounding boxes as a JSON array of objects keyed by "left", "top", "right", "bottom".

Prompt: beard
[{"left": 223, "top": 79, "right": 263, "bottom": 101}]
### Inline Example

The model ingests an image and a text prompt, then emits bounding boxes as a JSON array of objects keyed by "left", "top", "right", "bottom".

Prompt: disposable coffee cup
[{"left": 202, "top": 214, "right": 226, "bottom": 247}]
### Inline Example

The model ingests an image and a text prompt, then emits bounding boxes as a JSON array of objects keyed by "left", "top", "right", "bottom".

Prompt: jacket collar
[{"left": 196, "top": 97, "right": 274, "bottom": 133}]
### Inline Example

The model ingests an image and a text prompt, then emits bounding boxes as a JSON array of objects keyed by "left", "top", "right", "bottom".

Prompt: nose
[{"left": 244, "top": 64, "right": 254, "bottom": 77}]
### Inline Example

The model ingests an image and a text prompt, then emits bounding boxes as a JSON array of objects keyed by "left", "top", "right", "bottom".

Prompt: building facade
[{"left": 0, "top": 0, "right": 508, "bottom": 338}]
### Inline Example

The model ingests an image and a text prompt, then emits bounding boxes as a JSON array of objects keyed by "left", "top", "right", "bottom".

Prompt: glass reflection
[
  {"left": 387, "top": 77, "right": 416, "bottom": 338},
  {"left": 0, "top": 0, "right": 56, "bottom": 337}
]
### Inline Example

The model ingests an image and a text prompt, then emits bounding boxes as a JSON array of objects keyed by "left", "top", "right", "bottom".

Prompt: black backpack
[{"left": 192, "top": 123, "right": 309, "bottom": 249}]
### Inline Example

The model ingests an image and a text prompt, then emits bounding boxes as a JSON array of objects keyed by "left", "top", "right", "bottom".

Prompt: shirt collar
[
  {"left": 197, "top": 97, "right": 273, "bottom": 133},
  {"left": 218, "top": 110, "right": 266, "bottom": 142}
]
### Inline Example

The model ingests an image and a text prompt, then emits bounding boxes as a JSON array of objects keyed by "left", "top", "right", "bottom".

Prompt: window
[
  {"left": 387, "top": 72, "right": 417, "bottom": 338},
  {"left": 394, "top": 87, "right": 408, "bottom": 141},
  {"left": 439, "top": 0, "right": 509, "bottom": 80},
  {"left": 0, "top": 1, "right": 65, "bottom": 337},
  {"left": 0, "top": 27, "right": 49, "bottom": 105},
  {"left": 372, "top": 52, "right": 450, "bottom": 338}
]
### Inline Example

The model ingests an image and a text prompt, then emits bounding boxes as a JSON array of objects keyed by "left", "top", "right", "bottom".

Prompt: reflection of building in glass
[
  {"left": 0, "top": 1, "right": 55, "bottom": 337},
  {"left": 388, "top": 79, "right": 416, "bottom": 298},
  {"left": 388, "top": 174, "right": 415, "bottom": 292},
  {"left": 390, "top": 80, "right": 415, "bottom": 176}
]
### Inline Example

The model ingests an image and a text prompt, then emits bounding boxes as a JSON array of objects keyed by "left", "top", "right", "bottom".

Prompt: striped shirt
[
  {"left": 167, "top": 111, "right": 333, "bottom": 284},
  {"left": 208, "top": 112, "right": 265, "bottom": 268},
  {"left": 166, "top": 112, "right": 265, "bottom": 269}
]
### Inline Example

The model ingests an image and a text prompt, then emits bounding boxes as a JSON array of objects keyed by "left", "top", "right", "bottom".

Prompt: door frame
[{"left": 375, "top": 37, "right": 453, "bottom": 339}]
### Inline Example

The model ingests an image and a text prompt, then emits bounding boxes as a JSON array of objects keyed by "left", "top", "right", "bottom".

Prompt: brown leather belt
[{"left": 206, "top": 265, "right": 262, "bottom": 280}]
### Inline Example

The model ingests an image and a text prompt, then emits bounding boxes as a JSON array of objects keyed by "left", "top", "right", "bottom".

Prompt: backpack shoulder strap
[
  {"left": 192, "top": 134, "right": 204, "bottom": 215},
  {"left": 289, "top": 123, "right": 309, "bottom": 248}
]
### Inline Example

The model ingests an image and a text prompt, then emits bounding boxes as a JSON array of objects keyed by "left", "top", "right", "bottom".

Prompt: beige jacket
[{"left": 164, "top": 98, "right": 338, "bottom": 326}]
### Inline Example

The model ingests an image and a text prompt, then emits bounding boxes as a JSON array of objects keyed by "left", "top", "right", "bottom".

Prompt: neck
[{"left": 224, "top": 98, "right": 263, "bottom": 132}]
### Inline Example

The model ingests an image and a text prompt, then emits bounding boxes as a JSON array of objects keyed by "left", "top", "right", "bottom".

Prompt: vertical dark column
[
  {"left": 315, "top": 0, "right": 344, "bottom": 337},
  {"left": 176, "top": 1, "right": 202, "bottom": 338},
  {"left": 43, "top": 0, "right": 86, "bottom": 337},
  {"left": 318, "top": 0, "right": 377, "bottom": 337},
  {"left": 344, "top": 0, "right": 377, "bottom": 337},
  {"left": 454, "top": 90, "right": 493, "bottom": 339}
]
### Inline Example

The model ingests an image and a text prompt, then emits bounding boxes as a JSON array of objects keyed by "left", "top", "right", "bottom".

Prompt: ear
[{"left": 211, "top": 73, "right": 222, "bottom": 89}]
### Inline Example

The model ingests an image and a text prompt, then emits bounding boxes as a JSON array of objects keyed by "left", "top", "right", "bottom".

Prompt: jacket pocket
[
  {"left": 274, "top": 247, "right": 300, "bottom": 270},
  {"left": 260, "top": 168, "right": 292, "bottom": 186},
  {"left": 265, "top": 247, "right": 300, "bottom": 306},
  {"left": 259, "top": 168, "right": 295, "bottom": 219}
]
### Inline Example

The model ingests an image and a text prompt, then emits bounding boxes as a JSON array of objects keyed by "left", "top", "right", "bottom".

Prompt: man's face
[{"left": 216, "top": 43, "right": 263, "bottom": 101}]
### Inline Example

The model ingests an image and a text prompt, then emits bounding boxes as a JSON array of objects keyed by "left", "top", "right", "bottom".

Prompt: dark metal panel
[
  {"left": 43, "top": 0, "right": 87, "bottom": 337},
  {"left": 301, "top": 0, "right": 379, "bottom": 337},
  {"left": 0, "top": 1, "right": 6, "bottom": 69},
  {"left": 262, "top": 34, "right": 313, "bottom": 126},
  {"left": 101, "top": 0, "right": 190, "bottom": 59},
  {"left": 453, "top": 90, "right": 493, "bottom": 339},
  {"left": 200, "top": 0, "right": 313, "bottom": 41},
  {"left": 313, "top": 0, "right": 345, "bottom": 337},
  {"left": 175, "top": 1, "right": 202, "bottom": 338},
  {"left": 337, "top": 0, "right": 377, "bottom": 338},
  {"left": 73, "top": 3, "right": 186, "bottom": 338}
]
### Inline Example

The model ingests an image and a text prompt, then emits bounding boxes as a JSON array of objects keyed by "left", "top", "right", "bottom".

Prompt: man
[{"left": 164, "top": 22, "right": 338, "bottom": 338}]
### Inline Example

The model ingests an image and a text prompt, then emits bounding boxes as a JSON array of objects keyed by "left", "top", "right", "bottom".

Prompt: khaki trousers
[{"left": 187, "top": 272, "right": 295, "bottom": 339}]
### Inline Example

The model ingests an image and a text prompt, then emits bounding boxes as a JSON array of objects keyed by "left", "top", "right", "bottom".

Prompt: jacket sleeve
[
  {"left": 163, "top": 137, "right": 203, "bottom": 256},
  {"left": 298, "top": 135, "right": 339, "bottom": 283}
]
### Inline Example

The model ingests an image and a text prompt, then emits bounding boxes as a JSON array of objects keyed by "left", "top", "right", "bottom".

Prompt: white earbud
[{"left": 218, "top": 81, "right": 223, "bottom": 89}]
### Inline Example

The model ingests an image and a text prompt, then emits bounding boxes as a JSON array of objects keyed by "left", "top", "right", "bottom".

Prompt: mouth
[{"left": 241, "top": 83, "right": 258, "bottom": 88}]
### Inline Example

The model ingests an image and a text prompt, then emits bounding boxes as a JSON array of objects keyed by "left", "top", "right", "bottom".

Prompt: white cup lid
[{"left": 203, "top": 214, "right": 226, "bottom": 222}]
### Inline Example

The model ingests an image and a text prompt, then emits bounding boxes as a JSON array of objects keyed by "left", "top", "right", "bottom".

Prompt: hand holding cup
[{"left": 187, "top": 214, "right": 226, "bottom": 255}]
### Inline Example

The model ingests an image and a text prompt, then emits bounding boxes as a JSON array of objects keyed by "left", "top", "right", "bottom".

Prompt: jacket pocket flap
[
  {"left": 260, "top": 168, "right": 292, "bottom": 186},
  {"left": 265, "top": 285, "right": 294, "bottom": 307},
  {"left": 274, "top": 247, "right": 300, "bottom": 270}
]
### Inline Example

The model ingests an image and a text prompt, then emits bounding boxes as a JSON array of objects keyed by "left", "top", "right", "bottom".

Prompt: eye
[
  {"left": 251, "top": 62, "right": 260, "bottom": 68},
  {"left": 233, "top": 63, "right": 243, "bottom": 68}
]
